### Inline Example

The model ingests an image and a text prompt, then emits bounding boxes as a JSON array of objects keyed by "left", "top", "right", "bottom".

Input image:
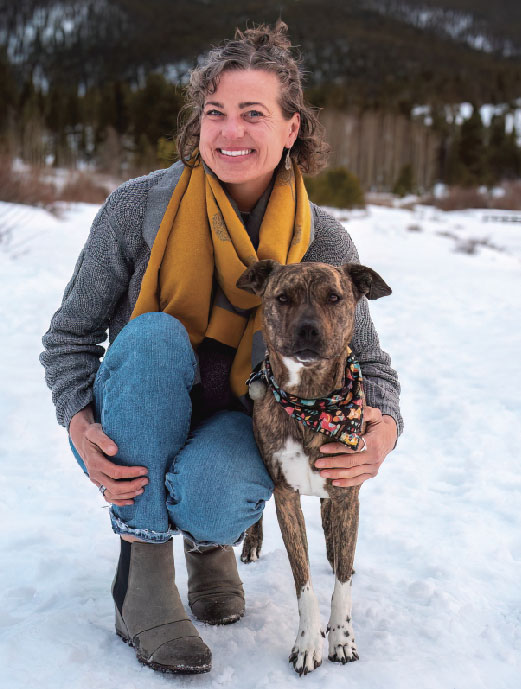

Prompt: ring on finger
[
  {"left": 98, "top": 484, "right": 108, "bottom": 496},
  {"left": 358, "top": 437, "right": 368, "bottom": 453}
]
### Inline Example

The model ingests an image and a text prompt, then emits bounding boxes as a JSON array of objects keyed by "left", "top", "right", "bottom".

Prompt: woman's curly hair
[{"left": 176, "top": 20, "right": 330, "bottom": 175}]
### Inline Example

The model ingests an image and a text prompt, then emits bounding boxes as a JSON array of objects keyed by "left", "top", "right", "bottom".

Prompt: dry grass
[
  {"left": 364, "top": 192, "right": 395, "bottom": 208},
  {"left": 0, "top": 155, "right": 116, "bottom": 210},
  {"left": 425, "top": 183, "right": 521, "bottom": 211},
  {"left": 59, "top": 173, "right": 112, "bottom": 204},
  {"left": 0, "top": 155, "right": 58, "bottom": 208},
  {"left": 0, "top": 157, "right": 116, "bottom": 248},
  {"left": 427, "top": 187, "right": 489, "bottom": 211},
  {"left": 491, "top": 181, "right": 521, "bottom": 211}
]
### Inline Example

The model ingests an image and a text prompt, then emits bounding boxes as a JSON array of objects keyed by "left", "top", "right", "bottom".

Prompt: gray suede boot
[
  {"left": 112, "top": 539, "right": 211, "bottom": 674},
  {"left": 184, "top": 539, "right": 245, "bottom": 625}
]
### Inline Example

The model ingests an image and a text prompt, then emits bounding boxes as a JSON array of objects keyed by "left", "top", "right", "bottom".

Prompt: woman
[{"left": 41, "top": 22, "right": 402, "bottom": 675}]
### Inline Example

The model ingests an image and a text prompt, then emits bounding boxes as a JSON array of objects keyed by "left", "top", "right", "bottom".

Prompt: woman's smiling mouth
[{"left": 218, "top": 148, "right": 255, "bottom": 157}]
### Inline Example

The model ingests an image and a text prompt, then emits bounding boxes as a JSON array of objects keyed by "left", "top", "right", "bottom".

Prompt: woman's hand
[
  {"left": 315, "top": 407, "right": 397, "bottom": 488},
  {"left": 69, "top": 405, "right": 149, "bottom": 506}
]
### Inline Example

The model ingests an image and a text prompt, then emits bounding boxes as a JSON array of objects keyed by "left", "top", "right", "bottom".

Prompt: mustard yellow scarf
[{"left": 131, "top": 154, "right": 311, "bottom": 397}]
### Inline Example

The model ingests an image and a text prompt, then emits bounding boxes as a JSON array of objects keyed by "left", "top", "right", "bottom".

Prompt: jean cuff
[
  {"left": 109, "top": 509, "right": 176, "bottom": 544},
  {"left": 109, "top": 509, "right": 245, "bottom": 548}
]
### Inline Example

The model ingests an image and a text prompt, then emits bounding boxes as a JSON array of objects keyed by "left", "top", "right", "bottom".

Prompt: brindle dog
[{"left": 236, "top": 260, "right": 391, "bottom": 676}]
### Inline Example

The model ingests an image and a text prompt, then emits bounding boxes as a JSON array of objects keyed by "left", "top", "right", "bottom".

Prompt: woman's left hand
[{"left": 315, "top": 407, "right": 397, "bottom": 487}]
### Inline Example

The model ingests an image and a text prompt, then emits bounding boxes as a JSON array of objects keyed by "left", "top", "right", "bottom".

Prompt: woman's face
[{"left": 199, "top": 69, "right": 300, "bottom": 209}]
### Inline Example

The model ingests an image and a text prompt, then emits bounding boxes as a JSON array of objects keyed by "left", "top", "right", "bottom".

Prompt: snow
[
  {"left": 1, "top": 199, "right": 520, "bottom": 688},
  {"left": 366, "top": 1, "right": 502, "bottom": 55}
]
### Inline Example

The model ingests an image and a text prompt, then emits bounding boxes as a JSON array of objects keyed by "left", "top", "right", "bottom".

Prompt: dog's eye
[
  {"left": 328, "top": 293, "right": 341, "bottom": 303},
  {"left": 276, "top": 294, "right": 289, "bottom": 304}
]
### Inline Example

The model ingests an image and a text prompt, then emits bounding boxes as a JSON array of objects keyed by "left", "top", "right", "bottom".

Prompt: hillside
[{"left": 1, "top": 0, "right": 521, "bottom": 107}]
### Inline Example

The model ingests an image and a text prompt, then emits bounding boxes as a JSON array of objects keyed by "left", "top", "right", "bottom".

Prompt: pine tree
[
  {"left": 487, "top": 114, "right": 521, "bottom": 182},
  {"left": 131, "top": 73, "right": 182, "bottom": 152},
  {"left": 458, "top": 106, "right": 487, "bottom": 185},
  {"left": 393, "top": 164, "right": 415, "bottom": 197},
  {"left": 0, "top": 47, "right": 17, "bottom": 139}
]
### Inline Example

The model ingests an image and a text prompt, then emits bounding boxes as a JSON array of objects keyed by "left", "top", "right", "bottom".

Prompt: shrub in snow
[{"left": 305, "top": 167, "right": 365, "bottom": 209}]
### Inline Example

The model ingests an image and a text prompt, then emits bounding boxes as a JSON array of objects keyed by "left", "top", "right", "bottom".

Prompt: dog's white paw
[
  {"left": 327, "top": 576, "right": 359, "bottom": 664},
  {"left": 288, "top": 625, "right": 324, "bottom": 675},
  {"left": 327, "top": 620, "right": 359, "bottom": 664},
  {"left": 289, "top": 583, "right": 324, "bottom": 675}
]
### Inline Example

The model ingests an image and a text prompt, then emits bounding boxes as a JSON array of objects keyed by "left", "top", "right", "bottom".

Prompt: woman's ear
[{"left": 285, "top": 113, "right": 301, "bottom": 148}]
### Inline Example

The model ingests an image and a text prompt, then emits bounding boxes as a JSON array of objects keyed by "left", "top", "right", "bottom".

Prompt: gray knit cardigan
[{"left": 40, "top": 160, "right": 403, "bottom": 435}]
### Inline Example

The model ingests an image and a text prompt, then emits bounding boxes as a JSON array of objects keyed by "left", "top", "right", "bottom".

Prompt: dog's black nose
[{"left": 296, "top": 320, "right": 320, "bottom": 345}]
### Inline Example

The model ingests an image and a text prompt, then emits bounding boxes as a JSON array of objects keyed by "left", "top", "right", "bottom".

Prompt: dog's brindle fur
[{"left": 237, "top": 260, "right": 391, "bottom": 675}]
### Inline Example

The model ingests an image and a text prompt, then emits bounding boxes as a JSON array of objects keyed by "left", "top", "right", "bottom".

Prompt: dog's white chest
[{"left": 273, "top": 437, "right": 329, "bottom": 498}]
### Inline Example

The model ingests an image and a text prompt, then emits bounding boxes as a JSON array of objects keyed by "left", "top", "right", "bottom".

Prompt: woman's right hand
[{"left": 69, "top": 405, "right": 149, "bottom": 506}]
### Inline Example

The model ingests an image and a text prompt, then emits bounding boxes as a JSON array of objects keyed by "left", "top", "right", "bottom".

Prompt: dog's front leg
[
  {"left": 274, "top": 487, "right": 324, "bottom": 675},
  {"left": 327, "top": 488, "right": 360, "bottom": 664},
  {"left": 320, "top": 498, "right": 334, "bottom": 570}
]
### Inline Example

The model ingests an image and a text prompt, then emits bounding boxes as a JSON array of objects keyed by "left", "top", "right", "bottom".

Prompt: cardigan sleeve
[
  {"left": 39, "top": 193, "right": 132, "bottom": 430},
  {"left": 303, "top": 204, "right": 403, "bottom": 437}
]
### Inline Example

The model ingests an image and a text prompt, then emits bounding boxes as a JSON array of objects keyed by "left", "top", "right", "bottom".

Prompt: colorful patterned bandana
[{"left": 246, "top": 349, "right": 365, "bottom": 449}]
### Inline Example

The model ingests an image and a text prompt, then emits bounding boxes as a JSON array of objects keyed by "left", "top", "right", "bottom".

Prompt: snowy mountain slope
[
  {"left": 3, "top": 0, "right": 521, "bottom": 105},
  {"left": 367, "top": 0, "right": 521, "bottom": 56},
  {"left": 0, "top": 200, "right": 520, "bottom": 689}
]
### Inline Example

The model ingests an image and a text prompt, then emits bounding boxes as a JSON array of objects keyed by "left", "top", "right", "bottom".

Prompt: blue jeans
[{"left": 70, "top": 312, "right": 273, "bottom": 546}]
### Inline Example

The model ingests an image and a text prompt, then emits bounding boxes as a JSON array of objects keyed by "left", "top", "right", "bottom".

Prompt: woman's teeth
[{"left": 219, "top": 149, "right": 253, "bottom": 157}]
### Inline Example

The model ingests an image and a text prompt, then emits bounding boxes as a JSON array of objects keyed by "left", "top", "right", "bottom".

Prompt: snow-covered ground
[{"left": 1, "top": 200, "right": 520, "bottom": 689}]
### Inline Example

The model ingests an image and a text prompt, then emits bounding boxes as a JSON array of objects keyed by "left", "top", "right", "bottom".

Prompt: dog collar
[{"left": 246, "top": 349, "right": 365, "bottom": 450}]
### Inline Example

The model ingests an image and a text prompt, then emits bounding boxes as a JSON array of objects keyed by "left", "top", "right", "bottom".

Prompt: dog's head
[{"left": 237, "top": 260, "right": 391, "bottom": 363}]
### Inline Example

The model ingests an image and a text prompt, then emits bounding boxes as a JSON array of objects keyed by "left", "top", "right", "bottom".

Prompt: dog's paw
[
  {"left": 288, "top": 627, "right": 324, "bottom": 675},
  {"left": 327, "top": 623, "right": 359, "bottom": 664},
  {"left": 240, "top": 544, "right": 260, "bottom": 563}
]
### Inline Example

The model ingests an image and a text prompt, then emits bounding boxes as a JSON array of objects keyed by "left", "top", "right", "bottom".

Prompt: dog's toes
[
  {"left": 240, "top": 546, "right": 259, "bottom": 563},
  {"left": 299, "top": 652, "right": 311, "bottom": 676},
  {"left": 328, "top": 645, "right": 359, "bottom": 664},
  {"left": 327, "top": 621, "right": 358, "bottom": 665},
  {"left": 291, "top": 646, "right": 323, "bottom": 675}
]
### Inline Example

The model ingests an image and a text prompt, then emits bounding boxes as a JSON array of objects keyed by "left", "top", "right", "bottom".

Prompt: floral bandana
[{"left": 246, "top": 349, "right": 365, "bottom": 449}]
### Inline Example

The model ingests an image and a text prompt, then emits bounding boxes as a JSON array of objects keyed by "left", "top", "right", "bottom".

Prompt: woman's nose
[{"left": 221, "top": 116, "right": 244, "bottom": 140}]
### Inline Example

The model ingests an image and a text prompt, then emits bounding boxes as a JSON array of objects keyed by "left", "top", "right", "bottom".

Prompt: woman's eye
[
  {"left": 276, "top": 294, "right": 289, "bottom": 304},
  {"left": 205, "top": 109, "right": 222, "bottom": 116},
  {"left": 328, "top": 294, "right": 341, "bottom": 303},
  {"left": 247, "top": 110, "right": 263, "bottom": 118}
]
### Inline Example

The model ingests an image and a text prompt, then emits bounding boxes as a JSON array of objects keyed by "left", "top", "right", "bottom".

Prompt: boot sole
[
  {"left": 116, "top": 629, "right": 212, "bottom": 674},
  {"left": 193, "top": 610, "right": 244, "bottom": 625}
]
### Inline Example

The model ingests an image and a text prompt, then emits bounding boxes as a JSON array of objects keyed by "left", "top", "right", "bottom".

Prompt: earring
[{"left": 285, "top": 148, "right": 292, "bottom": 170}]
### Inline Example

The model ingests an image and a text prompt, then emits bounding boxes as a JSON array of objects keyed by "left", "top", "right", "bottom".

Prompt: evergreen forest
[{"left": 1, "top": 0, "right": 521, "bottom": 194}]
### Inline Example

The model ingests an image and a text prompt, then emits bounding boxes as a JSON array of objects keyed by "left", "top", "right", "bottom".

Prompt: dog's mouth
[{"left": 292, "top": 349, "right": 322, "bottom": 364}]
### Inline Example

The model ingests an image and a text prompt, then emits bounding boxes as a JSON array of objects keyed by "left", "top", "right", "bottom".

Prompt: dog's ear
[
  {"left": 341, "top": 263, "right": 392, "bottom": 301},
  {"left": 236, "top": 259, "right": 281, "bottom": 296}
]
